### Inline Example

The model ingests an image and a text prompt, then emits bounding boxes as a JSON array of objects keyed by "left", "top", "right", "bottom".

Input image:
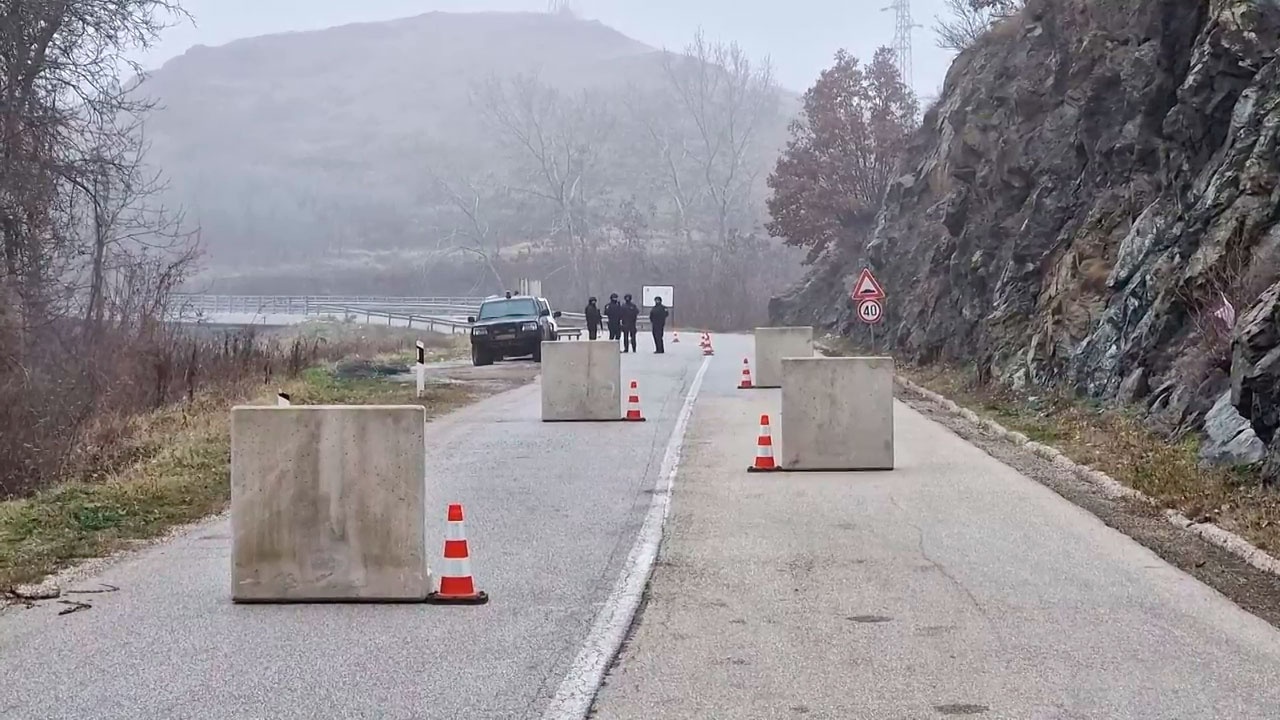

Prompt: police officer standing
[
  {"left": 584, "top": 297, "right": 603, "bottom": 340},
  {"left": 621, "top": 293, "right": 640, "bottom": 353},
  {"left": 649, "top": 297, "right": 669, "bottom": 353},
  {"left": 604, "top": 293, "right": 623, "bottom": 342}
]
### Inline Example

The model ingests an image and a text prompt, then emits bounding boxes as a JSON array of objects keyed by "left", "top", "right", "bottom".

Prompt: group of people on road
[{"left": 583, "top": 293, "right": 670, "bottom": 353}]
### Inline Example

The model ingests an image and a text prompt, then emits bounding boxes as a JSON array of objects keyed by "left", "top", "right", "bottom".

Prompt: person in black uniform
[
  {"left": 621, "top": 293, "right": 640, "bottom": 353},
  {"left": 649, "top": 297, "right": 669, "bottom": 353},
  {"left": 584, "top": 296, "right": 603, "bottom": 340},
  {"left": 604, "top": 293, "right": 623, "bottom": 342}
]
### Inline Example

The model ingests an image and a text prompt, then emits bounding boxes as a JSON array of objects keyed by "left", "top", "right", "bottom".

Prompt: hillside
[
  {"left": 773, "top": 0, "right": 1280, "bottom": 478},
  {"left": 141, "top": 11, "right": 791, "bottom": 270}
]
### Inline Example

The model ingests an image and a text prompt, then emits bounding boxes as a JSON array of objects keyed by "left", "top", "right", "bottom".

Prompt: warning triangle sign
[{"left": 851, "top": 268, "right": 886, "bottom": 301}]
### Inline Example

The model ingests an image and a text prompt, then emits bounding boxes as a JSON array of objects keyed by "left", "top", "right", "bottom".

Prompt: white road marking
[{"left": 540, "top": 355, "right": 713, "bottom": 720}]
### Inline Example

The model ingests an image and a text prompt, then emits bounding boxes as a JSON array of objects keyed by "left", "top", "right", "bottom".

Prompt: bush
[{"left": 0, "top": 321, "right": 420, "bottom": 499}]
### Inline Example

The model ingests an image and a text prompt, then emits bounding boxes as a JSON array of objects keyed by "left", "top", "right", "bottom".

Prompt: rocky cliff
[{"left": 772, "top": 0, "right": 1280, "bottom": 478}]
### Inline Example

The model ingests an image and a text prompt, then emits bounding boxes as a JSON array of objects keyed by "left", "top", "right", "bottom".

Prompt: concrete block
[
  {"left": 754, "top": 326, "right": 815, "bottom": 388},
  {"left": 541, "top": 340, "right": 622, "bottom": 421},
  {"left": 781, "top": 356, "right": 894, "bottom": 471},
  {"left": 230, "top": 405, "right": 429, "bottom": 602}
]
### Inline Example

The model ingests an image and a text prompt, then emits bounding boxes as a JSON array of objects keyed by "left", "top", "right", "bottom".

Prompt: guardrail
[
  {"left": 172, "top": 294, "right": 488, "bottom": 316},
  {"left": 170, "top": 294, "right": 593, "bottom": 327}
]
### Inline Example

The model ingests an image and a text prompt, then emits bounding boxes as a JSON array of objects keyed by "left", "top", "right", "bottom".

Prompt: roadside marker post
[
  {"left": 276, "top": 392, "right": 291, "bottom": 407},
  {"left": 415, "top": 341, "right": 426, "bottom": 398}
]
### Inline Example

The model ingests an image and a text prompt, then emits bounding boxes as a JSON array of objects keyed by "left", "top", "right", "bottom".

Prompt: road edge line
[{"left": 540, "top": 355, "right": 713, "bottom": 720}]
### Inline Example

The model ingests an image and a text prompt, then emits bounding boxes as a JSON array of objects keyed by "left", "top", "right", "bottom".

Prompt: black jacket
[
  {"left": 649, "top": 304, "right": 669, "bottom": 329},
  {"left": 585, "top": 302, "right": 603, "bottom": 328},
  {"left": 604, "top": 300, "right": 623, "bottom": 327},
  {"left": 622, "top": 301, "right": 640, "bottom": 330}
]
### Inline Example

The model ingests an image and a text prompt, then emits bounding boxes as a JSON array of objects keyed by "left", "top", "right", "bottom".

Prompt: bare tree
[
  {"left": 425, "top": 169, "right": 526, "bottom": 291},
  {"left": 935, "top": 0, "right": 1025, "bottom": 51},
  {"left": 656, "top": 30, "right": 781, "bottom": 247},
  {"left": 472, "top": 73, "right": 615, "bottom": 297},
  {"left": 1, "top": 0, "right": 189, "bottom": 341}
]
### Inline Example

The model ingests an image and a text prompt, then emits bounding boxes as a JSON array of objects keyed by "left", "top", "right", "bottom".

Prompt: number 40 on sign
[{"left": 850, "top": 268, "right": 885, "bottom": 325}]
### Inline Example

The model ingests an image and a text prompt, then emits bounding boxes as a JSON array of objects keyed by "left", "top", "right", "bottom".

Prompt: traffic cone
[
  {"left": 672, "top": 330, "right": 680, "bottom": 343},
  {"left": 624, "top": 380, "right": 646, "bottom": 421},
  {"left": 426, "top": 504, "right": 489, "bottom": 605},
  {"left": 747, "top": 414, "right": 777, "bottom": 472},
  {"left": 702, "top": 333, "right": 714, "bottom": 356},
  {"left": 738, "top": 358, "right": 754, "bottom": 389}
]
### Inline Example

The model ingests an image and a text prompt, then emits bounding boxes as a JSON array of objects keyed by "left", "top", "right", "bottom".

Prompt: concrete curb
[{"left": 892, "top": 374, "right": 1280, "bottom": 580}]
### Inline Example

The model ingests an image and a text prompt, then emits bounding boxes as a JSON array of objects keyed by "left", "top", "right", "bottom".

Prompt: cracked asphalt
[
  {"left": 0, "top": 342, "right": 708, "bottom": 720},
  {"left": 591, "top": 334, "right": 1280, "bottom": 720}
]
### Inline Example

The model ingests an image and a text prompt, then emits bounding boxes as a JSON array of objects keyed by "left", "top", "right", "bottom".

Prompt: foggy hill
[{"left": 142, "top": 11, "right": 787, "bottom": 268}]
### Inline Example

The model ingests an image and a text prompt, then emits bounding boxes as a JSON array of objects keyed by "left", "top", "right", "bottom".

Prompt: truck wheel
[
  {"left": 532, "top": 342, "right": 543, "bottom": 363},
  {"left": 472, "top": 346, "right": 493, "bottom": 367}
]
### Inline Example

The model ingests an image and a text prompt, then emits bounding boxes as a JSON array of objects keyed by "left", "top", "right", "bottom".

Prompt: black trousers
[
  {"left": 623, "top": 328, "right": 637, "bottom": 352},
  {"left": 588, "top": 325, "right": 600, "bottom": 340},
  {"left": 652, "top": 326, "right": 665, "bottom": 353},
  {"left": 608, "top": 325, "right": 621, "bottom": 341}
]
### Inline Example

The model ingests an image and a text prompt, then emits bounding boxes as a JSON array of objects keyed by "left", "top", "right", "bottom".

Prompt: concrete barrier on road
[
  {"left": 754, "top": 326, "right": 815, "bottom": 388},
  {"left": 541, "top": 340, "right": 622, "bottom": 421},
  {"left": 230, "top": 405, "right": 430, "bottom": 602},
  {"left": 781, "top": 356, "right": 894, "bottom": 471}
]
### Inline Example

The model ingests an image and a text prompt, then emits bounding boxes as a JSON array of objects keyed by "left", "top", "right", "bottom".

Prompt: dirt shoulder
[
  {"left": 0, "top": 353, "right": 536, "bottom": 598},
  {"left": 817, "top": 338, "right": 1280, "bottom": 626}
]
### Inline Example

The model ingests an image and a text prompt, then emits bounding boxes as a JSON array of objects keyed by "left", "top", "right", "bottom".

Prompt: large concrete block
[
  {"left": 230, "top": 405, "right": 429, "bottom": 602},
  {"left": 754, "top": 326, "right": 815, "bottom": 388},
  {"left": 781, "top": 356, "right": 894, "bottom": 470},
  {"left": 541, "top": 340, "right": 622, "bottom": 421}
]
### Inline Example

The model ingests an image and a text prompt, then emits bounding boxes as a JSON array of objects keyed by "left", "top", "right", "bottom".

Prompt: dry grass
[
  {"left": 0, "top": 344, "right": 472, "bottom": 591},
  {"left": 820, "top": 338, "right": 1280, "bottom": 553}
]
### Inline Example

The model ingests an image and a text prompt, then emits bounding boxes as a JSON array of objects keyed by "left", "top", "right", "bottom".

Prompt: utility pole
[{"left": 882, "top": 0, "right": 920, "bottom": 91}]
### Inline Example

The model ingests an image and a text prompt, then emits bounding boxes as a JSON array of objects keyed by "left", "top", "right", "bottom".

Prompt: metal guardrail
[
  {"left": 172, "top": 294, "right": 590, "bottom": 323},
  {"left": 172, "top": 294, "right": 488, "bottom": 316}
]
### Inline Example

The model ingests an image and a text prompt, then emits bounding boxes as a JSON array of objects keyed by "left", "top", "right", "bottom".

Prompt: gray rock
[
  {"left": 1232, "top": 280, "right": 1280, "bottom": 444},
  {"left": 769, "top": 0, "right": 1280, "bottom": 472},
  {"left": 1199, "top": 391, "right": 1268, "bottom": 467}
]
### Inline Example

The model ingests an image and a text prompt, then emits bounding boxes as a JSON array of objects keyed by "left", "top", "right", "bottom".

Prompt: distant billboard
[{"left": 641, "top": 285, "right": 674, "bottom": 308}]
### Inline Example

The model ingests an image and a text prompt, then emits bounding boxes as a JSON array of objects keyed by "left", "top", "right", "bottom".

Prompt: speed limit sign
[{"left": 857, "top": 298, "right": 883, "bottom": 324}]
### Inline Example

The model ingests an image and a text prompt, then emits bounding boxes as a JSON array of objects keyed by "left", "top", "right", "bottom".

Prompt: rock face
[{"left": 773, "top": 0, "right": 1280, "bottom": 473}]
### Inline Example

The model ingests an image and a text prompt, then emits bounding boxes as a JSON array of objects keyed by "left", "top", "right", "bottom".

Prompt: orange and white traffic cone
[
  {"left": 624, "top": 380, "right": 646, "bottom": 421},
  {"left": 426, "top": 504, "right": 489, "bottom": 605},
  {"left": 672, "top": 330, "right": 680, "bottom": 343},
  {"left": 702, "top": 333, "right": 714, "bottom": 356},
  {"left": 747, "top": 414, "right": 777, "bottom": 472},
  {"left": 738, "top": 358, "right": 754, "bottom": 389}
]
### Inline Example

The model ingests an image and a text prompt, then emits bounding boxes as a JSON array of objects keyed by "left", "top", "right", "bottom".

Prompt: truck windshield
[{"left": 478, "top": 298, "right": 539, "bottom": 320}]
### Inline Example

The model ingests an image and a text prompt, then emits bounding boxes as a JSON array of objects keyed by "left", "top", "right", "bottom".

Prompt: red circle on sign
[{"left": 857, "top": 298, "right": 883, "bottom": 324}]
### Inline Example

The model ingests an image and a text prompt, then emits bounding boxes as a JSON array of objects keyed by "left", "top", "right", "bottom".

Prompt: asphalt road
[
  {"left": 592, "top": 334, "right": 1280, "bottom": 719},
  {"left": 0, "top": 337, "right": 710, "bottom": 720}
]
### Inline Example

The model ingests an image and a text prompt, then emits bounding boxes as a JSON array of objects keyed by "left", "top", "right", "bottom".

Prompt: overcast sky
[{"left": 140, "top": 0, "right": 960, "bottom": 100}]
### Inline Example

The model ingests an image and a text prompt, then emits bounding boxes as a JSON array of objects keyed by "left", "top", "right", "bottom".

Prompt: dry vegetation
[
  {"left": 888, "top": 358, "right": 1280, "bottom": 554},
  {"left": 0, "top": 328, "right": 471, "bottom": 590}
]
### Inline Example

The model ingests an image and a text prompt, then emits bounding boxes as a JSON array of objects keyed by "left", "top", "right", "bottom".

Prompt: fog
[{"left": 139, "top": 0, "right": 959, "bottom": 98}]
